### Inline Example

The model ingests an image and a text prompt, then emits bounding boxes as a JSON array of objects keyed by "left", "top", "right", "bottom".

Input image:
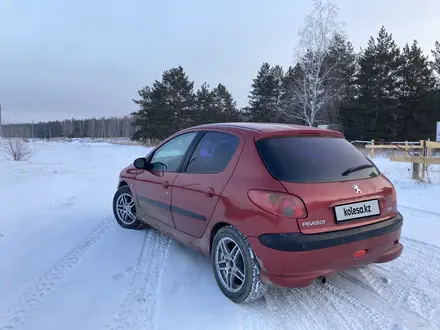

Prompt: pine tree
[
  {"left": 212, "top": 83, "right": 240, "bottom": 122},
  {"left": 398, "top": 41, "right": 440, "bottom": 140},
  {"left": 160, "top": 66, "right": 196, "bottom": 131},
  {"left": 342, "top": 26, "right": 402, "bottom": 140},
  {"left": 399, "top": 40, "right": 437, "bottom": 139},
  {"left": 280, "top": 63, "right": 305, "bottom": 124},
  {"left": 325, "top": 35, "right": 357, "bottom": 125},
  {"left": 270, "top": 65, "right": 285, "bottom": 121},
  {"left": 432, "top": 41, "right": 440, "bottom": 81},
  {"left": 247, "top": 63, "right": 284, "bottom": 122},
  {"left": 131, "top": 86, "right": 155, "bottom": 141},
  {"left": 132, "top": 66, "right": 196, "bottom": 141},
  {"left": 194, "top": 82, "right": 216, "bottom": 125},
  {"left": 401, "top": 41, "right": 435, "bottom": 97},
  {"left": 193, "top": 83, "right": 240, "bottom": 125}
]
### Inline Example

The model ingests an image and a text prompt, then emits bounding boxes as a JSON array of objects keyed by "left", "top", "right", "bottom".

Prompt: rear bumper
[
  {"left": 248, "top": 212, "right": 404, "bottom": 288},
  {"left": 259, "top": 212, "right": 403, "bottom": 251}
]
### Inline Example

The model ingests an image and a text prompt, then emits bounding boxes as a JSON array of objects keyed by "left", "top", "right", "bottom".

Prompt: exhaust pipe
[{"left": 319, "top": 276, "right": 327, "bottom": 284}]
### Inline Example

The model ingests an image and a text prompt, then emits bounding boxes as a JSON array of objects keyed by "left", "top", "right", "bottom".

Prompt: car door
[
  {"left": 134, "top": 131, "right": 198, "bottom": 228},
  {"left": 171, "top": 131, "right": 242, "bottom": 237}
]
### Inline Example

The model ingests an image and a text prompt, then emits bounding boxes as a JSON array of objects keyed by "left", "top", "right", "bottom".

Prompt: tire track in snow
[
  {"left": 261, "top": 284, "right": 357, "bottom": 330},
  {"left": 304, "top": 284, "right": 353, "bottom": 330},
  {"left": 230, "top": 236, "right": 440, "bottom": 330},
  {"left": 0, "top": 217, "right": 113, "bottom": 330},
  {"left": 333, "top": 271, "right": 431, "bottom": 329},
  {"left": 396, "top": 238, "right": 440, "bottom": 298},
  {"left": 325, "top": 279, "right": 391, "bottom": 329},
  {"left": 330, "top": 238, "right": 440, "bottom": 329},
  {"left": 239, "top": 298, "right": 279, "bottom": 330},
  {"left": 283, "top": 289, "right": 326, "bottom": 329},
  {"left": 263, "top": 288, "right": 303, "bottom": 330},
  {"left": 284, "top": 285, "right": 340, "bottom": 330},
  {"left": 106, "top": 229, "right": 171, "bottom": 330},
  {"left": 404, "top": 287, "right": 440, "bottom": 329},
  {"left": 398, "top": 205, "right": 440, "bottom": 218},
  {"left": 263, "top": 282, "right": 376, "bottom": 330},
  {"left": 252, "top": 279, "right": 375, "bottom": 330}
]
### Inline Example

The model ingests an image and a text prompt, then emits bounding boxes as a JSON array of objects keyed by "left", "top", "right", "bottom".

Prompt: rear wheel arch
[
  {"left": 211, "top": 225, "right": 268, "bottom": 303},
  {"left": 210, "top": 222, "right": 230, "bottom": 255}
]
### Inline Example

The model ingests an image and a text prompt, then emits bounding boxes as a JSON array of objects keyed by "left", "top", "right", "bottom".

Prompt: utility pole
[{"left": 0, "top": 104, "right": 2, "bottom": 138}]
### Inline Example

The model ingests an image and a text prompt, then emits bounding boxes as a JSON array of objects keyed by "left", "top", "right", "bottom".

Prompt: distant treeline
[{"left": 1, "top": 116, "right": 136, "bottom": 139}]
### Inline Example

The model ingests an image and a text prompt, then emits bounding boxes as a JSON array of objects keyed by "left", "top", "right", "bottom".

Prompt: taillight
[
  {"left": 383, "top": 186, "right": 398, "bottom": 215},
  {"left": 389, "top": 187, "right": 398, "bottom": 212},
  {"left": 248, "top": 190, "right": 307, "bottom": 218},
  {"left": 391, "top": 187, "right": 397, "bottom": 203}
]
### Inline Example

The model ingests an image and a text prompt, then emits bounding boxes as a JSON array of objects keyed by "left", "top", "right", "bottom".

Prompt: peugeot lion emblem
[{"left": 352, "top": 184, "right": 362, "bottom": 194}]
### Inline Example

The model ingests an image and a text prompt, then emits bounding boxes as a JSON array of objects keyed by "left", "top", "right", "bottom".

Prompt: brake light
[{"left": 248, "top": 190, "right": 307, "bottom": 218}]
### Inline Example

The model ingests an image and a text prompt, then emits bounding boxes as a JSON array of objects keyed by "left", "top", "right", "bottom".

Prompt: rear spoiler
[{"left": 255, "top": 129, "right": 344, "bottom": 141}]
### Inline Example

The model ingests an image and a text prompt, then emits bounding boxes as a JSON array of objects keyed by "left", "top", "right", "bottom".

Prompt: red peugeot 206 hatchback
[{"left": 113, "top": 123, "right": 404, "bottom": 303}]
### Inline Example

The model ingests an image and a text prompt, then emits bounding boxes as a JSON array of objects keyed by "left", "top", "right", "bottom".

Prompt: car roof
[{"left": 190, "top": 122, "right": 344, "bottom": 139}]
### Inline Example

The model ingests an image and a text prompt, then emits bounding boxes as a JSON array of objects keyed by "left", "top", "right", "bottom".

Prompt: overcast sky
[{"left": 1, "top": 0, "right": 439, "bottom": 123}]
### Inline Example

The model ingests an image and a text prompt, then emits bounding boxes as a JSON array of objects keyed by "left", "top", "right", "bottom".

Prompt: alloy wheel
[
  {"left": 214, "top": 237, "right": 246, "bottom": 293},
  {"left": 115, "top": 193, "right": 137, "bottom": 225}
]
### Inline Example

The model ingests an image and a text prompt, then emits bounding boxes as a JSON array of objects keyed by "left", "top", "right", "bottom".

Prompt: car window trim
[
  {"left": 147, "top": 131, "right": 203, "bottom": 173},
  {"left": 179, "top": 131, "right": 208, "bottom": 173},
  {"left": 177, "top": 131, "right": 205, "bottom": 173},
  {"left": 181, "top": 130, "right": 240, "bottom": 175}
]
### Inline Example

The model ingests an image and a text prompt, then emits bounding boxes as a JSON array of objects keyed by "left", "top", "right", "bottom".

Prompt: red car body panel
[
  {"left": 170, "top": 129, "right": 246, "bottom": 238},
  {"left": 118, "top": 123, "right": 404, "bottom": 288},
  {"left": 134, "top": 170, "right": 178, "bottom": 228}
]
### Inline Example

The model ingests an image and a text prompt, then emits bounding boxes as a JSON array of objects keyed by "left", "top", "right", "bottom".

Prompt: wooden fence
[{"left": 361, "top": 139, "right": 440, "bottom": 180}]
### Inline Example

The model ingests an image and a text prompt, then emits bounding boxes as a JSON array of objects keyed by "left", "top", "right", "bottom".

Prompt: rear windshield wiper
[{"left": 341, "top": 164, "right": 375, "bottom": 176}]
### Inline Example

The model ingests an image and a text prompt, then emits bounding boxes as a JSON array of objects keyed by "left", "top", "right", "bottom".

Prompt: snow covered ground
[{"left": 1, "top": 140, "right": 440, "bottom": 330}]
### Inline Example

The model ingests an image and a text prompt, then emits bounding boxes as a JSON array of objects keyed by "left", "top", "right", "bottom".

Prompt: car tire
[
  {"left": 211, "top": 225, "right": 268, "bottom": 304},
  {"left": 112, "top": 186, "right": 147, "bottom": 230}
]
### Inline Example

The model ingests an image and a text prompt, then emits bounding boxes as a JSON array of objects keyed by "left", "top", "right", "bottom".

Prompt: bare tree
[
  {"left": 0, "top": 138, "right": 35, "bottom": 161},
  {"left": 77, "top": 119, "right": 86, "bottom": 137},
  {"left": 61, "top": 119, "right": 75, "bottom": 137},
  {"left": 283, "top": 0, "right": 345, "bottom": 126},
  {"left": 96, "top": 117, "right": 106, "bottom": 138}
]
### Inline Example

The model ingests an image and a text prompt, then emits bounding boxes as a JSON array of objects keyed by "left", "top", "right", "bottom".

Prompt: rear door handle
[
  {"left": 162, "top": 181, "right": 170, "bottom": 189},
  {"left": 205, "top": 187, "right": 215, "bottom": 198}
]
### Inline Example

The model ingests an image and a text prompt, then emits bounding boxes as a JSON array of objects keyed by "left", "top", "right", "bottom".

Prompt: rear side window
[
  {"left": 185, "top": 132, "right": 239, "bottom": 174},
  {"left": 256, "top": 136, "right": 380, "bottom": 183}
]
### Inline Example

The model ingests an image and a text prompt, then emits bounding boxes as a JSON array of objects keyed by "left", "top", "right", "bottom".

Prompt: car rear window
[{"left": 256, "top": 136, "right": 380, "bottom": 183}]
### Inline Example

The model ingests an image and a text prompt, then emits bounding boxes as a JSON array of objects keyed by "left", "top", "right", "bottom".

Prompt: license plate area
[{"left": 334, "top": 199, "right": 380, "bottom": 222}]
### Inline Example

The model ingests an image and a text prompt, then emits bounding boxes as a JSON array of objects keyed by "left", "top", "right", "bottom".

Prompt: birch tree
[
  {"left": 283, "top": 0, "right": 345, "bottom": 126},
  {"left": 61, "top": 119, "right": 75, "bottom": 137}
]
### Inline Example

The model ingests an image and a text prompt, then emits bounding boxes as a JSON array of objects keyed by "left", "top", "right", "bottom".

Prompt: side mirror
[
  {"left": 150, "top": 162, "right": 167, "bottom": 171},
  {"left": 133, "top": 157, "right": 147, "bottom": 169}
]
